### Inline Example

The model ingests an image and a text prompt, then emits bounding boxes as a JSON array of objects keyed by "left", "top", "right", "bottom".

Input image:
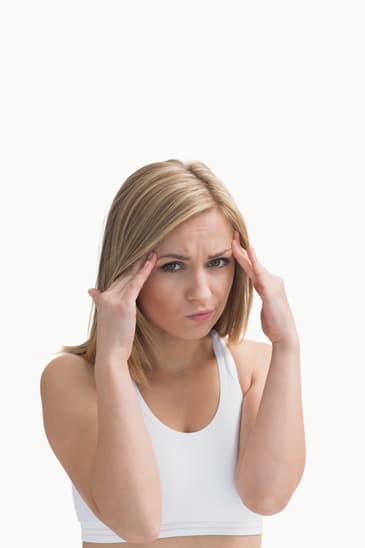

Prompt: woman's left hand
[{"left": 232, "top": 231, "right": 299, "bottom": 346}]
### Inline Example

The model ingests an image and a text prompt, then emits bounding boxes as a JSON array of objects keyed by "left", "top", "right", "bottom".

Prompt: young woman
[{"left": 40, "top": 159, "right": 305, "bottom": 547}]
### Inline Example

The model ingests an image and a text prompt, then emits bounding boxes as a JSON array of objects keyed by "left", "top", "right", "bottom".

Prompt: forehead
[{"left": 161, "top": 209, "right": 232, "bottom": 243}]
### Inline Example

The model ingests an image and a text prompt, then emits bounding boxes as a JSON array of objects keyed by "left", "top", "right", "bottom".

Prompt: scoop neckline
[{"left": 132, "top": 329, "right": 224, "bottom": 437}]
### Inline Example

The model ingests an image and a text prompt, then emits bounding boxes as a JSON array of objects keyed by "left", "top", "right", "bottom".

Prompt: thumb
[{"left": 87, "top": 288, "right": 100, "bottom": 302}]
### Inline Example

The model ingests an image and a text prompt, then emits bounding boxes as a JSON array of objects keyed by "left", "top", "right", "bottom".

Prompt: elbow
[
  {"left": 237, "top": 487, "right": 289, "bottom": 516},
  {"left": 108, "top": 523, "right": 160, "bottom": 545},
  {"left": 100, "top": 512, "right": 161, "bottom": 544},
  {"left": 132, "top": 513, "right": 161, "bottom": 543},
  {"left": 139, "top": 521, "right": 161, "bottom": 543},
  {"left": 128, "top": 529, "right": 160, "bottom": 544},
  {"left": 244, "top": 496, "right": 289, "bottom": 516},
  {"left": 236, "top": 464, "right": 306, "bottom": 517},
  {"left": 128, "top": 519, "right": 161, "bottom": 544}
]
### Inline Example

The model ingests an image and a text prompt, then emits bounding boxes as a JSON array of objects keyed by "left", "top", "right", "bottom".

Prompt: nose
[{"left": 185, "top": 269, "right": 212, "bottom": 301}]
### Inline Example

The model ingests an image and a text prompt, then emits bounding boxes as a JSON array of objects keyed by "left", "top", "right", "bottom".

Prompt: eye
[
  {"left": 160, "top": 257, "right": 231, "bottom": 273},
  {"left": 210, "top": 258, "right": 230, "bottom": 268}
]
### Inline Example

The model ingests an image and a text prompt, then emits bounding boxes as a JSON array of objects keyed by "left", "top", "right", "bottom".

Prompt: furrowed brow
[{"left": 157, "top": 248, "right": 232, "bottom": 261}]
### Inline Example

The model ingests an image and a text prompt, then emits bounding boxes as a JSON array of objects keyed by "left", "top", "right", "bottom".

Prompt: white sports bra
[{"left": 71, "top": 328, "right": 263, "bottom": 542}]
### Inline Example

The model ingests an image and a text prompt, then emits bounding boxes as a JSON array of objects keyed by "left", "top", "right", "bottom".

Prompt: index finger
[{"left": 107, "top": 251, "right": 156, "bottom": 292}]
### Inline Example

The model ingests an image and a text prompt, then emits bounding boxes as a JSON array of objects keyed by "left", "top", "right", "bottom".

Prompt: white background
[{"left": 1, "top": 1, "right": 364, "bottom": 546}]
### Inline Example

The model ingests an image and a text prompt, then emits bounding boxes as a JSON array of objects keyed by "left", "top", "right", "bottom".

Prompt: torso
[{"left": 83, "top": 337, "right": 262, "bottom": 548}]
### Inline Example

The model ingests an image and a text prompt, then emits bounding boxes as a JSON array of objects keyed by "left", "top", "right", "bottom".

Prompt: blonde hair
[{"left": 58, "top": 159, "right": 253, "bottom": 387}]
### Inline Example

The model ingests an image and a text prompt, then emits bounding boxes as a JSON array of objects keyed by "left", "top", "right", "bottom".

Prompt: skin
[
  {"left": 82, "top": 208, "right": 264, "bottom": 546},
  {"left": 136, "top": 207, "right": 236, "bottom": 380}
]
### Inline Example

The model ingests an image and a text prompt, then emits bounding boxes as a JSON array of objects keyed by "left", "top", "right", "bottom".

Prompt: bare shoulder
[
  {"left": 39, "top": 353, "right": 102, "bottom": 520},
  {"left": 228, "top": 338, "right": 272, "bottom": 395},
  {"left": 39, "top": 352, "right": 97, "bottom": 441},
  {"left": 40, "top": 353, "right": 94, "bottom": 390}
]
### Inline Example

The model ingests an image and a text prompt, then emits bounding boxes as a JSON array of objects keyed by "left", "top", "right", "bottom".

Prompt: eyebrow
[{"left": 157, "top": 248, "right": 232, "bottom": 261}]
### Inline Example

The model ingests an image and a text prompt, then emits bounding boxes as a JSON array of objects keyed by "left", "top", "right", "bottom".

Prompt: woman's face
[{"left": 137, "top": 208, "right": 236, "bottom": 340}]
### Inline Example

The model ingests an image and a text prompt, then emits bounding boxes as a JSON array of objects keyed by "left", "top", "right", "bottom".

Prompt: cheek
[
  {"left": 220, "top": 265, "right": 235, "bottom": 289},
  {"left": 137, "top": 277, "right": 174, "bottom": 314},
  {"left": 219, "top": 269, "right": 235, "bottom": 301}
]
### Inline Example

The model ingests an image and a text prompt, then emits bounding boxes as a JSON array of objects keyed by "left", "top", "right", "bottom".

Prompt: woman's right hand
[{"left": 87, "top": 251, "right": 157, "bottom": 362}]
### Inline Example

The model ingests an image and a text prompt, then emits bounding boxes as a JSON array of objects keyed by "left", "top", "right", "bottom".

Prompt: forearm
[
  {"left": 91, "top": 355, "right": 161, "bottom": 540},
  {"left": 238, "top": 339, "right": 306, "bottom": 512}
]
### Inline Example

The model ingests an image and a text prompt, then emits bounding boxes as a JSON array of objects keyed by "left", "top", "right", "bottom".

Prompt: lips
[{"left": 186, "top": 309, "right": 214, "bottom": 318}]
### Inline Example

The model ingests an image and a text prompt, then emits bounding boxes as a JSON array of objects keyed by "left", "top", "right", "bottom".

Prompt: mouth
[{"left": 186, "top": 310, "right": 214, "bottom": 322}]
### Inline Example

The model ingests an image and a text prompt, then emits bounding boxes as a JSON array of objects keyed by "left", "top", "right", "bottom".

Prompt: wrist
[{"left": 272, "top": 334, "right": 300, "bottom": 351}]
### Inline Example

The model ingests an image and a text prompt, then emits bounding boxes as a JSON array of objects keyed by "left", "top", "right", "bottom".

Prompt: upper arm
[
  {"left": 231, "top": 340, "right": 272, "bottom": 482},
  {"left": 39, "top": 354, "right": 103, "bottom": 521}
]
